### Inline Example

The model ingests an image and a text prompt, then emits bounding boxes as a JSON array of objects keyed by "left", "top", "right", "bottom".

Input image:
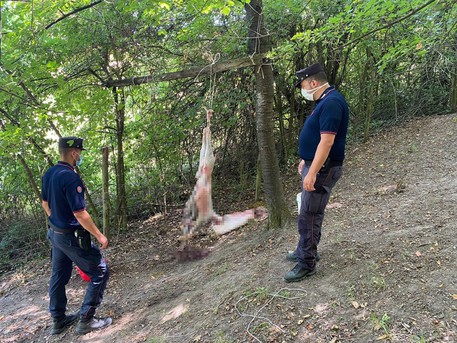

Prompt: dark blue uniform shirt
[
  {"left": 298, "top": 86, "right": 349, "bottom": 161},
  {"left": 41, "top": 161, "right": 86, "bottom": 229}
]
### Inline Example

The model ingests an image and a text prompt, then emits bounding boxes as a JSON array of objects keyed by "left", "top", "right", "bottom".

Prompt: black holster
[{"left": 74, "top": 227, "right": 91, "bottom": 251}]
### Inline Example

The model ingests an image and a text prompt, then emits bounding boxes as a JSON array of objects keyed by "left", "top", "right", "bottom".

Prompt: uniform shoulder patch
[{"left": 77, "top": 186, "right": 83, "bottom": 193}]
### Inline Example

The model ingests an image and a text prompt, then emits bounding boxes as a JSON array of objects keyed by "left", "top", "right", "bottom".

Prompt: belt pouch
[{"left": 74, "top": 228, "right": 91, "bottom": 251}]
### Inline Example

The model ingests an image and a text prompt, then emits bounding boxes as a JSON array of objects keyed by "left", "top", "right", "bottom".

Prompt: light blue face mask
[
  {"left": 74, "top": 152, "right": 83, "bottom": 167},
  {"left": 76, "top": 155, "right": 83, "bottom": 167}
]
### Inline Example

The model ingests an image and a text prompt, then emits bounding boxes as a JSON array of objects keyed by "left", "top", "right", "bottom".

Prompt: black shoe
[
  {"left": 284, "top": 264, "right": 316, "bottom": 283},
  {"left": 286, "top": 251, "right": 320, "bottom": 262},
  {"left": 76, "top": 316, "right": 112, "bottom": 335},
  {"left": 51, "top": 313, "right": 79, "bottom": 335}
]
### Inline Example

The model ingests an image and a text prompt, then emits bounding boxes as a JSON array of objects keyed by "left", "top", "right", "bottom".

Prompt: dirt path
[{"left": 1, "top": 113, "right": 456, "bottom": 343}]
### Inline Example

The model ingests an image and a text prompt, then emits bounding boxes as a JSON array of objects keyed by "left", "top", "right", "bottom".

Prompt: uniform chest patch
[{"left": 77, "top": 186, "right": 83, "bottom": 193}]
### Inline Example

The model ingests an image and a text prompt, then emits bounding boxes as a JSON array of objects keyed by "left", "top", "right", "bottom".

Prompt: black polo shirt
[
  {"left": 41, "top": 161, "right": 86, "bottom": 229},
  {"left": 298, "top": 86, "right": 349, "bottom": 161}
]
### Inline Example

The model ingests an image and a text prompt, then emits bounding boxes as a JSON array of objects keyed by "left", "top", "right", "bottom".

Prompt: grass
[
  {"left": 214, "top": 331, "right": 234, "bottom": 343},
  {"left": 244, "top": 287, "right": 269, "bottom": 302},
  {"left": 370, "top": 312, "right": 391, "bottom": 334},
  {"left": 371, "top": 275, "right": 386, "bottom": 290},
  {"left": 214, "top": 262, "right": 230, "bottom": 276},
  {"left": 346, "top": 284, "right": 356, "bottom": 300},
  {"left": 411, "top": 335, "right": 426, "bottom": 343}
]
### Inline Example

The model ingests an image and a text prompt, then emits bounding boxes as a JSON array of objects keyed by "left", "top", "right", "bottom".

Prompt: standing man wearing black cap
[
  {"left": 41, "top": 136, "right": 112, "bottom": 334},
  {"left": 284, "top": 64, "right": 349, "bottom": 282}
]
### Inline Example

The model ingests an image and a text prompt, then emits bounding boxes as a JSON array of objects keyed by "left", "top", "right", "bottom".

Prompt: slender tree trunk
[
  {"left": 113, "top": 87, "right": 128, "bottom": 230},
  {"left": 275, "top": 80, "right": 287, "bottom": 165},
  {"left": 102, "top": 147, "right": 111, "bottom": 238},
  {"left": 73, "top": 167, "right": 101, "bottom": 227},
  {"left": 246, "top": 0, "right": 290, "bottom": 228},
  {"left": 16, "top": 154, "right": 48, "bottom": 235},
  {"left": 450, "top": 63, "right": 457, "bottom": 112},
  {"left": 17, "top": 154, "right": 42, "bottom": 202}
]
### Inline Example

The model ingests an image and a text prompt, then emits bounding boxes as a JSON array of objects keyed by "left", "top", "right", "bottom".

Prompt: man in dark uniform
[
  {"left": 41, "top": 136, "right": 112, "bottom": 334},
  {"left": 285, "top": 63, "right": 349, "bottom": 282}
]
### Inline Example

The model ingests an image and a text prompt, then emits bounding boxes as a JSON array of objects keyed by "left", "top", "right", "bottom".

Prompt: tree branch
[
  {"left": 340, "top": 0, "right": 437, "bottom": 49},
  {"left": 45, "top": 0, "right": 103, "bottom": 30},
  {"left": 102, "top": 54, "right": 266, "bottom": 88}
]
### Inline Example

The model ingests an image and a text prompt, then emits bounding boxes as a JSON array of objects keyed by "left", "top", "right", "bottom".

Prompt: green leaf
[{"left": 221, "top": 6, "right": 231, "bottom": 16}]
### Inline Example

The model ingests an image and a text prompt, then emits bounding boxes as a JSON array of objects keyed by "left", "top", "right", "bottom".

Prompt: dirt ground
[{"left": 1, "top": 113, "right": 456, "bottom": 343}]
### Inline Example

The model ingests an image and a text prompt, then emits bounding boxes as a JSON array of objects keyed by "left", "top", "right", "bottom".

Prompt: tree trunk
[
  {"left": 102, "top": 147, "right": 111, "bottom": 239},
  {"left": 17, "top": 154, "right": 42, "bottom": 202},
  {"left": 74, "top": 167, "right": 101, "bottom": 226},
  {"left": 450, "top": 62, "right": 457, "bottom": 113},
  {"left": 113, "top": 87, "right": 128, "bottom": 230},
  {"left": 16, "top": 154, "right": 48, "bottom": 231},
  {"left": 275, "top": 80, "right": 287, "bottom": 165},
  {"left": 245, "top": 0, "right": 290, "bottom": 228}
]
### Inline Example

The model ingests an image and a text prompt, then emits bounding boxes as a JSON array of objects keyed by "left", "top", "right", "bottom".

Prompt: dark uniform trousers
[
  {"left": 296, "top": 164, "right": 343, "bottom": 270},
  {"left": 47, "top": 228, "right": 109, "bottom": 320}
]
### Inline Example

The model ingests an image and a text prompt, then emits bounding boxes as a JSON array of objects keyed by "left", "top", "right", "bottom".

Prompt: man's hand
[
  {"left": 74, "top": 210, "right": 109, "bottom": 249},
  {"left": 298, "top": 160, "right": 305, "bottom": 175},
  {"left": 303, "top": 171, "right": 317, "bottom": 192},
  {"left": 96, "top": 233, "right": 108, "bottom": 250}
]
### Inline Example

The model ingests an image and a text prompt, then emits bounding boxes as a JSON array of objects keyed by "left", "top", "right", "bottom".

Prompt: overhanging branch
[
  {"left": 45, "top": 0, "right": 103, "bottom": 30},
  {"left": 102, "top": 54, "right": 266, "bottom": 88},
  {"left": 340, "top": 0, "right": 437, "bottom": 49}
]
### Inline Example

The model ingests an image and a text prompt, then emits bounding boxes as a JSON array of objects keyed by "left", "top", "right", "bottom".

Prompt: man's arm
[
  {"left": 303, "top": 133, "right": 335, "bottom": 192},
  {"left": 74, "top": 210, "right": 108, "bottom": 249},
  {"left": 42, "top": 201, "right": 51, "bottom": 217}
]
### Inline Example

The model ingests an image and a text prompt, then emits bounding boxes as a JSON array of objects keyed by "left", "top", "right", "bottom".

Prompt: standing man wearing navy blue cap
[
  {"left": 41, "top": 136, "right": 112, "bottom": 334},
  {"left": 284, "top": 63, "right": 349, "bottom": 282}
]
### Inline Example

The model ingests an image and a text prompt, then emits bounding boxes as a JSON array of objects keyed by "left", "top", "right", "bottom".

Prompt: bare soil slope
[{"left": 1, "top": 113, "right": 456, "bottom": 343}]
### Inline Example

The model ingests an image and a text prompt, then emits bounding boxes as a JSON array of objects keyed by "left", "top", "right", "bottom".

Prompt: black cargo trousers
[{"left": 295, "top": 162, "right": 343, "bottom": 270}]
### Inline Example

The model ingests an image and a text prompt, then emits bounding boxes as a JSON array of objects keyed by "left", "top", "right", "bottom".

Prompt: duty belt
[
  {"left": 48, "top": 223, "right": 77, "bottom": 234},
  {"left": 304, "top": 159, "right": 343, "bottom": 168}
]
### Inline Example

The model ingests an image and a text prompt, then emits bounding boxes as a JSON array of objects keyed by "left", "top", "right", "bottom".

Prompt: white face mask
[{"left": 301, "top": 82, "right": 329, "bottom": 101}]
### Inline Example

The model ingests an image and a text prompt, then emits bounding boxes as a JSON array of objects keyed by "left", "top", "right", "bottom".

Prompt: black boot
[
  {"left": 51, "top": 313, "right": 79, "bottom": 335},
  {"left": 76, "top": 316, "right": 112, "bottom": 335},
  {"left": 284, "top": 264, "right": 316, "bottom": 282}
]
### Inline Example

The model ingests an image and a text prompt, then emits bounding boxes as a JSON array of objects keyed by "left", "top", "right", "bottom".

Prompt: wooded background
[{"left": 0, "top": 0, "right": 455, "bottom": 272}]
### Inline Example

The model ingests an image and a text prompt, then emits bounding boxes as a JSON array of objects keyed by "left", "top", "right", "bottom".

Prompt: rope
[
  {"left": 194, "top": 52, "right": 220, "bottom": 111},
  {"left": 207, "top": 52, "right": 220, "bottom": 109}
]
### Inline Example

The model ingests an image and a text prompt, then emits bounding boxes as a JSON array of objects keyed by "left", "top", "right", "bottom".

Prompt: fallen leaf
[
  {"left": 351, "top": 301, "right": 360, "bottom": 309},
  {"left": 452, "top": 294, "right": 457, "bottom": 300}
]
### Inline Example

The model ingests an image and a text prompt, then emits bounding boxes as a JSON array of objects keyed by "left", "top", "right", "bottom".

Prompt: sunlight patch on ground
[
  {"left": 0, "top": 304, "right": 48, "bottom": 341},
  {"left": 161, "top": 303, "right": 188, "bottom": 323}
]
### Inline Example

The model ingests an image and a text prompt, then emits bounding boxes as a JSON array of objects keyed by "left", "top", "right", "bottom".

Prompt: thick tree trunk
[
  {"left": 113, "top": 87, "right": 128, "bottom": 230},
  {"left": 246, "top": 0, "right": 290, "bottom": 228}
]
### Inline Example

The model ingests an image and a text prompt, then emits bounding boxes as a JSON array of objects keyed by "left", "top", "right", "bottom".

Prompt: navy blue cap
[
  {"left": 58, "top": 136, "right": 85, "bottom": 150},
  {"left": 295, "top": 63, "right": 324, "bottom": 88}
]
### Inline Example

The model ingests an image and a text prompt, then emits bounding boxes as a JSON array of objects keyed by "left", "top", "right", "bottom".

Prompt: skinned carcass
[{"left": 179, "top": 109, "right": 267, "bottom": 253}]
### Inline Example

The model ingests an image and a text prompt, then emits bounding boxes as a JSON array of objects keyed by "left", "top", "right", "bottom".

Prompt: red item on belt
[{"left": 75, "top": 266, "right": 90, "bottom": 282}]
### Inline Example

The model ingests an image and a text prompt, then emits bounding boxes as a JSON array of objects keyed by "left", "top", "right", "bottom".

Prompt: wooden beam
[{"left": 102, "top": 54, "right": 265, "bottom": 88}]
